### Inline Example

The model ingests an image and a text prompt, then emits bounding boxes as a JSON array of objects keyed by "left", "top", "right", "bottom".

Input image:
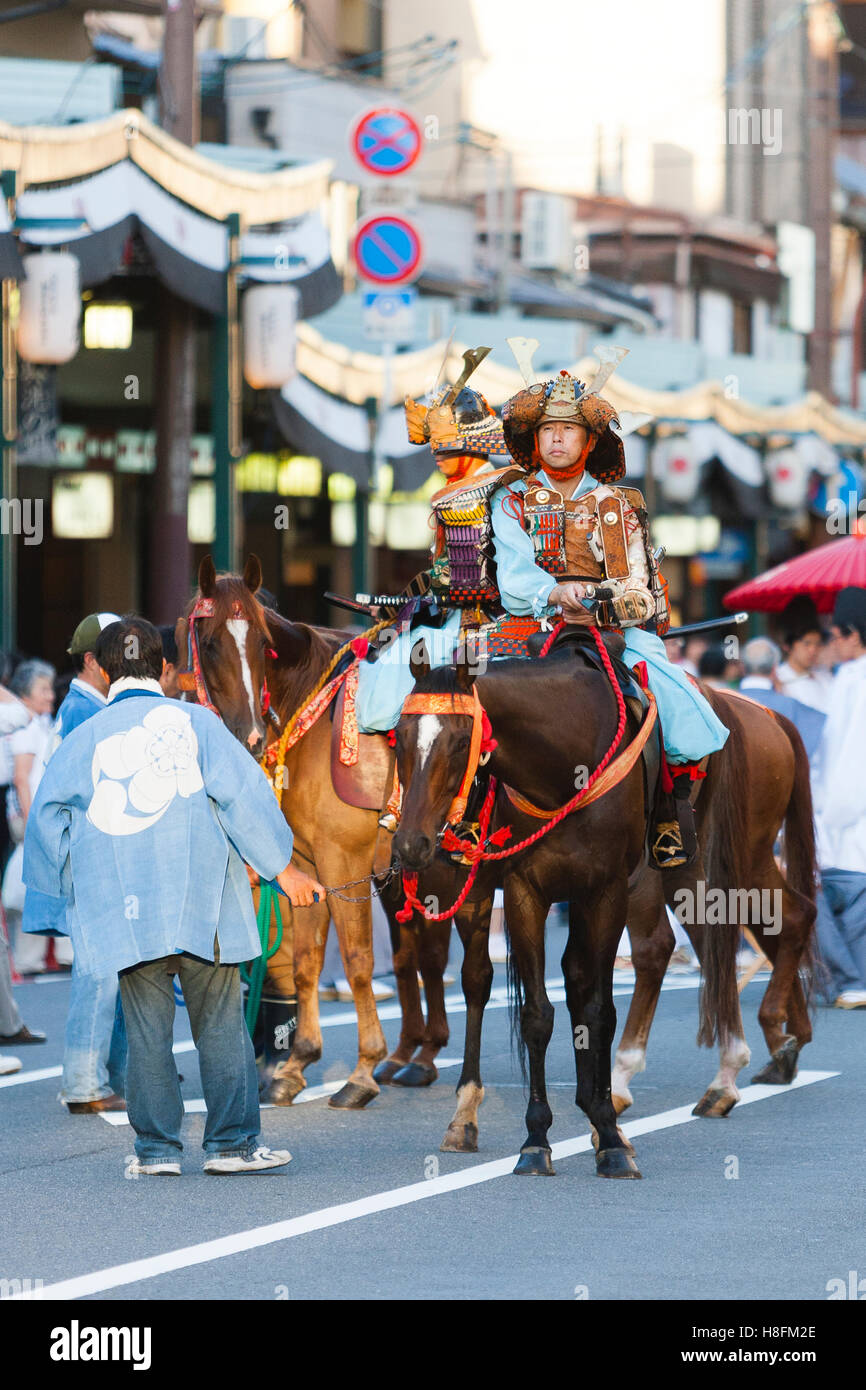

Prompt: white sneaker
[
  {"left": 0, "top": 1054, "right": 22, "bottom": 1076},
  {"left": 322, "top": 977, "right": 395, "bottom": 1003},
  {"left": 834, "top": 990, "right": 866, "bottom": 1009},
  {"left": 126, "top": 1157, "right": 181, "bottom": 1177},
  {"left": 203, "top": 1146, "right": 292, "bottom": 1174}
]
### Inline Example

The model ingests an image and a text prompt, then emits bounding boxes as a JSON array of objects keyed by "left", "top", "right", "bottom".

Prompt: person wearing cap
[
  {"left": 22, "top": 611, "right": 128, "bottom": 1111},
  {"left": 812, "top": 586, "right": 866, "bottom": 1008},
  {"left": 493, "top": 358, "right": 729, "bottom": 869},
  {"left": 356, "top": 353, "right": 523, "bottom": 738}
]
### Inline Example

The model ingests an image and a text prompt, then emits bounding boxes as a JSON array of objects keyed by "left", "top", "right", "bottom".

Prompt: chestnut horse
[
  {"left": 177, "top": 555, "right": 455, "bottom": 1109},
  {"left": 392, "top": 645, "right": 817, "bottom": 1173}
]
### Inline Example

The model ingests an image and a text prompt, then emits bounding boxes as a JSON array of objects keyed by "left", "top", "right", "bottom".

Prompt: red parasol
[{"left": 723, "top": 519, "right": 866, "bottom": 614}]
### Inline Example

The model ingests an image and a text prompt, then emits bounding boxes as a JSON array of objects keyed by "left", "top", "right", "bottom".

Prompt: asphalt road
[{"left": 1, "top": 932, "right": 864, "bottom": 1304}]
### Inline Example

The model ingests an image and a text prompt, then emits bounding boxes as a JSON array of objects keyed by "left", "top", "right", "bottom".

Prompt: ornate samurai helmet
[
  {"left": 404, "top": 346, "right": 509, "bottom": 459},
  {"left": 501, "top": 341, "right": 643, "bottom": 484}
]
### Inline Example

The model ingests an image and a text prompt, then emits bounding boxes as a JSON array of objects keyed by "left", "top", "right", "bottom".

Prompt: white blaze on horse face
[
  {"left": 416, "top": 715, "right": 443, "bottom": 770},
  {"left": 226, "top": 619, "right": 259, "bottom": 745}
]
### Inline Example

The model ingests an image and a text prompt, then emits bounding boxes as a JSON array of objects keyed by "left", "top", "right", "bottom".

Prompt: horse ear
[
  {"left": 409, "top": 637, "right": 431, "bottom": 684},
  {"left": 199, "top": 555, "right": 216, "bottom": 597},
  {"left": 454, "top": 656, "right": 477, "bottom": 693},
  {"left": 243, "top": 553, "right": 263, "bottom": 593}
]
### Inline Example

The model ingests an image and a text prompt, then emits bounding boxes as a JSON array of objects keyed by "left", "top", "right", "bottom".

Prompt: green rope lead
[{"left": 241, "top": 882, "right": 285, "bottom": 1037}]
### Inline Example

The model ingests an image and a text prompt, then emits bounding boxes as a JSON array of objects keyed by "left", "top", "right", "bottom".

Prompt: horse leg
[
  {"left": 441, "top": 889, "right": 495, "bottom": 1153},
  {"left": 612, "top": 878, "right": 671, "bottom": 1114},
  {"left": 564, "top": 890, "right": 642, "bottom": 1179},
  {"left": 751, "top": 866, "right": 815, "bottom": 1085},
  {"left": 392, "top": 918, "right": 451, "bottom": 1087},
  {"left": 373, "top": 913, "right": 426, "bottom": 1085},
  {"left": 328, "top": 889, "right": 388, "bottom": 1108},
  {"left": 268, "top": 890, "right": 330, "bottom": 1105},
  {"left": 507, "top": 877, "right": 557, "bottom": 1177}
]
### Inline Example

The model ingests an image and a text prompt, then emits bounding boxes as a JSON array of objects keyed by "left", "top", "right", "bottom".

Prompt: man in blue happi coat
[{"left": 23, "top": 617, "right": 324, "bottom": 1176}]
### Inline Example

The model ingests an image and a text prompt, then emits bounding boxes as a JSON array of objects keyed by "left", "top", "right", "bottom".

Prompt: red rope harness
[{"left": 395, "top": 624, "right": 630, "bottom": 922}]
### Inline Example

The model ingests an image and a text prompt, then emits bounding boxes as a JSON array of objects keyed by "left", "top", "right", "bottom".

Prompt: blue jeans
[
  {"left": 61, "top": 965, "right": 127, "bottom": 1103},
  {"left": 118, "top": 949, "right": 260, "bottom": 1162},
  {"left": 815, "top": 870, "right": 866, "bottom": 1000}
]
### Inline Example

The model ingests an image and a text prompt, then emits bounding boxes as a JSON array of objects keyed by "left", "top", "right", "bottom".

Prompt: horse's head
[
  {"left": 183, "top": 554, "right": 273, "bottom": 755},
  {"left": 393, "top": 647, "right": 481, "bottom": 872}
]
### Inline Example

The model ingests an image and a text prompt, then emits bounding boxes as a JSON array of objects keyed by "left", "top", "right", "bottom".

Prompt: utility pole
[
  {"left": 149, "top": 0, "right": 199, "bottom": 623},
  {"left": 806, "top": 0, "right": 838, "bottom": 398}
]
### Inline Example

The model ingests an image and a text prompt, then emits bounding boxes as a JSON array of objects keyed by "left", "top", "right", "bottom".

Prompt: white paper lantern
[
  {"left": 17, "top": 253, "right": 81, "bottom": 364},
  {"left": 657, "top": 435, "right": 701, "bottom": 505},
  {"left": 766, "top": 447, "right": 808, "bottom": 510},
  {"left": 243, "top": 284, "right": 298, "bottom": 389}
]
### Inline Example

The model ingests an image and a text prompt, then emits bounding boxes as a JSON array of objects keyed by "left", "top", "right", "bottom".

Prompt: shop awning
[
  {"left": 0, "top": 109, "right": 341, "bottom": 315},
  {"left": 272, "top": 375, "right": 433, "bottom": 490}
]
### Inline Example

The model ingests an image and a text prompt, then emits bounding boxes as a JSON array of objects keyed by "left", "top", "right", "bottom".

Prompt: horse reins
[{"left": 181, "top": 595, "right": 277, "bottom": 727}]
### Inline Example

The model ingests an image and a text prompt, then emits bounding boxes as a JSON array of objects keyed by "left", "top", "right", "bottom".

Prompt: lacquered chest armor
[{"left": 430, "top": 466, "right": 522, "bottom": 608}]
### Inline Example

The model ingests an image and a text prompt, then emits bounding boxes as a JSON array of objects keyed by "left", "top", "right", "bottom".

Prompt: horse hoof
[
  {"left": 267, "top": 1075, "right": 304, "bottom": 1106},
  {"left": 692, "top": 1087, "right": 737, "bottom": 1118},
  {"left": 513, "top": 1146, "right": 555, "bottom": 1177},
  {"left": 372, "top": 1059, "right": 406, "bottom": 1085},
  {"left": 596, "top": 1147, "right": 642, "bottom": 1179},
  {"left": 440, "top": 1123, "right": 478, "bottom": 1153},
  {"left": 391, "top": 1062, "right": 438, "bottom": 1087},
  {"left": 328, "top": 1081, "right": 378, "bottom": 1109},
  {"left": 751, "top": 1038, "right": 799, "bottom": 1086},
  {"left": 612, "top": 1091, "right": 633, "bottom": 1116}
]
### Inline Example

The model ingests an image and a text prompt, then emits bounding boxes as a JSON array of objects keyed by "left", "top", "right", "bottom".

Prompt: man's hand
[
  {"left": 547, "top": 581, "right": 597, "bottom": 627},
  {"left": 276, "top": 862, "right": 327, "bottom": 908}
]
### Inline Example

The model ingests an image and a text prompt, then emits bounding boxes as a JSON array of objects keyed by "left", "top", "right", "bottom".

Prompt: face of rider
[{"left": 536, "top": 420, "right": 592, "bottom": 471}]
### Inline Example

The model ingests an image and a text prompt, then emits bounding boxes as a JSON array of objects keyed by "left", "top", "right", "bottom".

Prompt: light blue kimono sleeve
[
  {"left": 490, "top": 483, "right": 557, "bottom": 617},
  {"left": 21, "top": 744, "right": 75, "bottom": 907},
  {"left": 196, "top": 715, "right": 294, "bottom": 880}
]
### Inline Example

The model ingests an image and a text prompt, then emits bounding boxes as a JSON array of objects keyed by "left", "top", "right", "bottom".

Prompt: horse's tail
[
  {"left": 505, "top": 919, "right": 528, "bottom": 1082},
  {"left": 697, "top": 693, "right": 750, "bottom": 1049},
  {"left": 774, "top": 711, "right": 818, "bottom": 1006}
]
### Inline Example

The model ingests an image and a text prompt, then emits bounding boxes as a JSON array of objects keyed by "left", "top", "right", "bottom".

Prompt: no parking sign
[
  {"left": 351, "top": 214, "right": 423, "bottom": 287},
  {"left": 351, "top": 107, "right": 422, "bottom": 177}
]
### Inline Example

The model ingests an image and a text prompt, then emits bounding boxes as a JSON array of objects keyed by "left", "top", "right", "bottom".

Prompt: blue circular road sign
[
  {"left": 352, "top": 214, "right": 423, "bottom": 286},
  {"left": 352, "top": 107, "right": 422, "bottom": 176}
]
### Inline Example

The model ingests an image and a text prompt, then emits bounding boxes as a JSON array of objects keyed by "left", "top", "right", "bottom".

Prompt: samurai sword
[
  {"left": 324, "top": 591, "right": 416, "bottom": 616},
  {"left": 662, "top": 612, "right": 749, "bottom": 639}
]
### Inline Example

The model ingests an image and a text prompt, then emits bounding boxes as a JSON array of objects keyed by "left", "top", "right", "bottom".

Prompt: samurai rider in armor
[
  {"left": 355, "top": 347, "right": 524, "bottom": 736},
  {"left": 491, "top": 339, "right": 729, "bottom": 868}
]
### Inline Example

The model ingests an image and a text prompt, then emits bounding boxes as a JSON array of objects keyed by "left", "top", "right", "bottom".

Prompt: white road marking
[
  {"left": 96, "top": 1059, "right": 467, "bottom": 1125},
  {"left": 415, "top": 714, "right": 442, "bottom": 769},
  {"left": 6, "top": 1070, "right": 837, "bottom": 1301},
  {"left": 3, "top": 975, "right": 770, "bottom": 1090}
]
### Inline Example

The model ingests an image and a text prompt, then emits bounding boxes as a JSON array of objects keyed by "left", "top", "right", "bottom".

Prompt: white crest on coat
[{"left": 416, "top": 715, "right": 443, "bottom": 769}]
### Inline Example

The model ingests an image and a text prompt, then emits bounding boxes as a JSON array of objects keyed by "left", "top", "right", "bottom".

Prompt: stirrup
[{"left": 651, "top": 821, "right": 690, "bottom": 870}]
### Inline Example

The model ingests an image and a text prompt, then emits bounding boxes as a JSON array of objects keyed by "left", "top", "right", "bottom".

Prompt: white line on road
[
  {"left": 5, "top": 1069, "right": 837, "bottom": 1302},
  {"left": 96, "top": 1059, "right": 468, "bottom": 1125}
]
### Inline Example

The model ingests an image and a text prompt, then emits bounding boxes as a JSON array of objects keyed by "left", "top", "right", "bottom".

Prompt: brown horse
[
  {"left": 177, "top": 555, "right": 453, "bottom": 1109},
  {"left": 393, "top": 643, "right": 660, "bottom": 1178},
  {"left": 610, "top": 688, "right": 817, "bottom": 1115},
  {"left": 391, "top": 643, "right": 817, "bottom": 1171}
]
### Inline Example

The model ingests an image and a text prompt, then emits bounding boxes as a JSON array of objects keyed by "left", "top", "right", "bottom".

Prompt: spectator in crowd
[
  {"left": 812, "top": 587, "right": 866, "bottom": 1008},
  {"left": 738, "top": 637, "right": 826, "bottom": 759},
  {"left": 775, "top": 596, "right": 834, "bottom": 713},
  {"left": 0, "top": 679, "right": 44, "bottom": 1071},
  {"left": 675, "top": 635, "right": 709, "bottom": 677},
  {"left": 157, "top": 625, "right": 182, "bottom": 699},
  {"left": 1, "top": 660, "right": 71, "bottom": 976},
  {"left": 33, "top": 612, "right": 127, "bottom": 1112},
  {"left": 697, "top": 642, "right": 740, "bottom": 689},
  {"left": 23, "top": 616, "right": 325, "bottom": 1174}
]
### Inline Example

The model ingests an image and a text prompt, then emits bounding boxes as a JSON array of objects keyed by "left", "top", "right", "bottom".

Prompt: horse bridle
[
  {"left": 399, "top": 685, "right": 496, "bottom": 827},
  {"left": 181, "top": 595, "right": 279, "bottom": 728}
]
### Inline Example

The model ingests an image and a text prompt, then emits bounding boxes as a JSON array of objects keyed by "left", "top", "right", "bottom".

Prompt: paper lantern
[
  {"left": 243, "top": 285, "right": 298, "bottom": 389},
  {"left": 17, "top": 253, "right": 80, "bottom": 364},
  {"left": 657, "top": 435, "right": 701, "bottom": 505},
  {"left": 766, "top": 447, "right": 809, "bottom": 511}
]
